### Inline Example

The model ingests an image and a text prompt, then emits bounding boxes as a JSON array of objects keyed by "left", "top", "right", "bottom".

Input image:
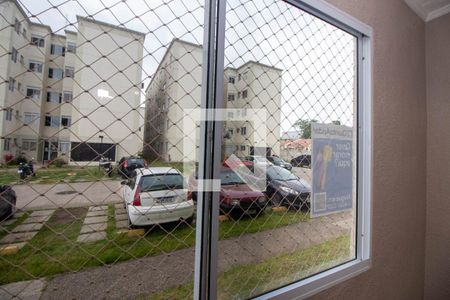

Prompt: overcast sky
[{"left": 18, "top": 0, "right": 355, "bottom": 135}]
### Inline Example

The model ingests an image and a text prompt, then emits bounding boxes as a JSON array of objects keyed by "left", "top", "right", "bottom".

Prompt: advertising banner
[{"left": 311, "top": 123, "right": 353, "bottom": 217}]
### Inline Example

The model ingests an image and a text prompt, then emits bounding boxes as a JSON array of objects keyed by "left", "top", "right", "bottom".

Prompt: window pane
[{"left": 216, "top": 1, "right": 358, "bottom": 298}]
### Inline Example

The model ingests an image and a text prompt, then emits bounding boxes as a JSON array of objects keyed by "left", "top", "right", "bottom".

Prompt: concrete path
[
  {"left": 0, "top": 279, "right": 46, "bottom": 300},
  {"left": 41, "top": 212, "right": 352, "bottom": 300},
  {"left": 13, "top": 181, "right": 123, "bottom": 211},
  {"left": 114, "top": 203, "right": 128, "bottom": 229},
  {"left": 77, "top": 206, "right": 108, "bottom": 243}
]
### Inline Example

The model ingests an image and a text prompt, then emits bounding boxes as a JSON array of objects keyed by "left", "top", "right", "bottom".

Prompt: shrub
[{"left": 51, "top": 158, "right": 67, "bottom": 168}]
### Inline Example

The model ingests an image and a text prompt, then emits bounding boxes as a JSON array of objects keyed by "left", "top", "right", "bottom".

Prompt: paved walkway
[
  {"left": 0, "top": 210, "right": 55, "bottom": 251},
  {"left": 41, "top": 212, "right": 352, "bottom": 300},
  {"left": 13, "top": 181, "right": 123, "bottom": 211},
  {"left": 77, "top": 206, "right": 108, "bottom": 243},
  {"left": 0, "top": 279, "right": 46, "bottom": 300}
]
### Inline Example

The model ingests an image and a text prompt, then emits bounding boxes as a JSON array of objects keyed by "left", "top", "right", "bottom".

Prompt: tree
[
  {"left": 293, "top": 119, "right": 317, "bottom": 139},
  {"left": 332, "top": 120, "right": 341, "bottom": 125}
]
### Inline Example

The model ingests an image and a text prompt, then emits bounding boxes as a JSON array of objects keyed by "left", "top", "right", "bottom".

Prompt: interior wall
[
  {"left": 424, "top": 13, "right": 450, "bottom": 300},
  {"left": 309, "top": 0, "right": 427, "bottom": 299}
]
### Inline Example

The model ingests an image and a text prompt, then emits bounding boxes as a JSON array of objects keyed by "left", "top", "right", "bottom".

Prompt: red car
[{"left": 189, "top": 167, "right": 267, "bottom": 216}]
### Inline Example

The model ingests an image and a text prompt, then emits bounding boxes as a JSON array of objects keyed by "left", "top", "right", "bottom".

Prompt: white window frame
[
  {"left": 59, "top": 141, "right": 70, "bottom": 153},
  {"left": 26, "top": 87, "right": 41, "bottom": 100},
  {"left": 22, "top": 139, "right": 37, "bottom": 151},
  {"left": 29, "top": 60, "right": 43, "bottom": 73},
  {"left": 194, "top": 0, "right": 373, "bottom": 299},
  {"left": 23, "top": 112, "right": 39, "bottom": 125},
  {"left": 63, "top": 91, "right": 73, "bottom": 102},
  {"left": 31, "top": 35, "right": 45, "bottom": 47}
]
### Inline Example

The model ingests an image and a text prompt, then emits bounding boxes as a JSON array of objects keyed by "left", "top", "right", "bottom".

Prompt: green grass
[
  {"left": 149, "top": 235, "right": 351, "bottom": 300},
  {"left": 0, "top": 207, "right": 309, "bottom": 284},
  {"left": 0, "top": 212, "right": 30, "bottom": 240}
]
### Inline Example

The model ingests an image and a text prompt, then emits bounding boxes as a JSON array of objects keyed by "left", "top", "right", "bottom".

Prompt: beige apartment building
[
  {"left": 0, "top": 0, "right": 145, "bottom": 164},
  {"left": 143, "top": 38, "right": 282, "bottom": 162}
]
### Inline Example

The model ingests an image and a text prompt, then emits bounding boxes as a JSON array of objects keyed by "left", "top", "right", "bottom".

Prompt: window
[
  {"left": 45, "top": 116, "right": 60, "bottom": 128},
  {"left": 65, "top": 67, "right": 74, "bottom": 78},
  {"left": 48, "top": 68, "right": 63, "bottom": 80},
  {"left": 24, "top": 112, "right": 39, "bottom": 125},
  {"left": 8, "top": 77, "right": 15, "bottom": 91},
  {"left": 227, "top": 93, "right": 235, "bottom": 101},
  {"left": 226, "top": 128, "right": 233, "bottom": 136},
  {"left": 228, "top": 76, "right": 235, "bottom": 84},
  {"left": 11, "top": 48, "right": 18, "bottom": 63},
  {"left": 14, "top": 18, "right": 21, "bottom": 34},
  {"left": 242, "top": 71, "right": 248, "bottom": 80},
  {"left": 240, "top": 126, "right": 247, "bottom": 135},
  {"left": 66, "top": 42, "right": 76, "bottom": 53},
  {"left": 20, "top": 55, "right": 24, "bottom": 65},
  {"left": 237, "top": 91, "right": 241, "bottom": 99},
  {"left": 59, "top": 141, "right": 70, "bottom": 153},
  {"left": 17, "top": 82, "right": 21, "bottom": 92},
  {"left": 63, "top": 91, "right": 73, "bottom": 102},
  {"left": 50, "top": 44, "right": 65, "bottom": 56},
  {"left": 22, "top": 28, "right": 27, "bottom": 38},
  {"left": 3, "top": 138, "right": 11, "bottom": 151},
  {"left": 29, "top": 61, "right": 43, "bottom": 73},
  {"left": 47, "top": 91, "right": 62, "bottom": 103},
  {"left": 240, "top": 145, "right": 245, "bottom": 151},
  {"left": 5, "top": 109, "right": 13, "bottom": 121},
  {"left": 242, "top": 89, "right": 248, "bottom": 98},
  {"left": 31, "top": 35, "right": 45, "bottom": 47},
  {"left": 238, "top": 73, "right": 241, "bottom": 81},
  {"left": 22, "top": 139, "right": 37, "bottom": 151},
  {"left": 61, "top": 115, "right": 71, "bottom": 127},
  {"left": 26, "top": 87, "right": 41, "bottom": 100}
]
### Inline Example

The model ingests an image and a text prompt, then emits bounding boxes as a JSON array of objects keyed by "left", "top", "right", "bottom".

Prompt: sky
[{"left": 18, "top": 0, "right": 356, "bottom": 135}]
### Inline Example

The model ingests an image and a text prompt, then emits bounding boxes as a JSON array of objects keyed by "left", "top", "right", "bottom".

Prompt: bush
[
  {"left": 7, "top": 155, "right": 28, "bottom": 166},
  {"left": 51, "top": 158, "right": 67, "bottom": 168}
]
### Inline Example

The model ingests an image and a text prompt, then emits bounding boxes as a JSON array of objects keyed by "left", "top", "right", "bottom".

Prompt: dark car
[
  {"left": 267, "top": 156, "right": 292, "bottom": 170},
  {"left": 290, "top": 154, "right": 311, "bottom": 168},
  {"left": 257, "top": 165, "right": 311, "bottom": 210},
  {"left": 118, "top": 156, "right": 147, "bottom": 178},
  {"left": 0, "top": 185, "right": 17, "bottom": 221},
  {"left": 189, "top": 168, "right": 267, "bottom": 216}
]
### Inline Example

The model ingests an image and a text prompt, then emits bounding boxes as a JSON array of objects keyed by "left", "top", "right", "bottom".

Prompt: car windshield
[
  {"left": 139, "top": 174, "right": 184, "bottom": 192},
  {"left": 128, "top": 158, "right": 145, "bottom": 165},
  {"left": 220, "top": 170, "right": 245, "bottom": 185},
  {"left": 267, "top": 167, "right": 297, "bottom": 181}
]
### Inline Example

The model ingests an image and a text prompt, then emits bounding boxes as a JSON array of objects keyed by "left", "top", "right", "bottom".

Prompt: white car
[{"left": 121, "top": 167, "right": 195, "bottom": 227}]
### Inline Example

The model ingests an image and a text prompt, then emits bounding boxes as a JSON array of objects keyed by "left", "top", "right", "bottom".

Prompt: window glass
[
  {"left": 66, "top": 42, "right": 76, "bottom": 53},
  {"left": 29, "top": 61, "right": 43, "bottom": 73},
  {"left": 49, "top": 68, "right": 63, "bottom": 79},
  {"left": 31, "top": 35, "right": 45, "bottom": 47},
  {"left": 63, "top": 91, "right": 73, "bottom": 102},
  {"left": 24, "top": 112, "right": 39, "bottom": 124},
  {"left": 26, "top": 87, "right": 41, "bottom": 100},
  {"left": 65, "top": 67, "right": 74, "bottom": 78},
  {"left": 47, "top": 91, "right": 61, "bottom": 103},
  {"left": 51, "top": 44, "right": 65, "bottom": 56}
]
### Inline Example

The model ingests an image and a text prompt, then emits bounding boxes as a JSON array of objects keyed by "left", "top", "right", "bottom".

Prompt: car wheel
[
  {"left": 271, "top": 193, "right": 284, "bottom": 207},
  {"left": 184, "top": 216, "right": 194, "bottom": 225}
]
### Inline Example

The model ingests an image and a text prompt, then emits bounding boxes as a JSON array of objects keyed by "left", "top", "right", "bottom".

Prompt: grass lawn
[
  {"left": 0, "top": 161, "right": 186, "bottom": 185},
  {"left": 0, "top": 205, "right": 309, "bottom": 284},
  {"left": 149, "top": 235, "right": 351, "bottom": 300}
]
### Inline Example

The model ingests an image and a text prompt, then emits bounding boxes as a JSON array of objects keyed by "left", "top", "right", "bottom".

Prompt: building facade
[
  {"left": 143, "top": 38, "right": 282, "bottom": 162},
  {"left": 0, "top": 0, "right": 145, "bottom": 164}
]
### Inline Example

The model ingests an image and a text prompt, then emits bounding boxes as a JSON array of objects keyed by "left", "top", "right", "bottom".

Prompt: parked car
[
  {"left": 0, "top": 185, "right": 17, "bottom": 221},
  {"left": 118, "top": 156, "right": 147, "bottom": 178},
  {"left": 189, "top": 167, "right": 267, "bottom": 216},
  {"left": 255, "top": 165, "right": 311, "bottom": 210},
  {"left": 244, "top": 155, "right": 273, "bottom": 166},
  {"left": 121, "top": 167, "right": 194, "bottom": 227},
  {"left": 266, "top": 156, "right": 292, "bottom": 170},
  {"left": 290, "top": 154, "right": 311, "bottom": 168}
]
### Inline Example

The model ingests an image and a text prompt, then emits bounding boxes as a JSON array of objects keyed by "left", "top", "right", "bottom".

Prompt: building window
[
  {"left": 22, "top": 28, "right": 27, "bottom": 38},
  {"left": 29, "top": 61, "right": 43, "bottom": 73},
  {"left": 238, "top": 73, "right": 241, "bottom": 81},
  {"left": 226, "top": 128, "right": 234, "bottom": 136},
  {"left": 242, "top": 89, "right": 248, "bottom": 98},
  {"left": 228, "top": 76, "right": 235, "bottom": 84},
  {"left": 5, "top": 109, "right": 13, "bottom": 121},
  {"left": 3, "top": 138, "right": 11, "bottom": 151},
  {"left": 8, "top": 78, "right": 15, "bottom": 91},
  {"left": 17, "top": 82, "right": 21, "bottom": 92},
  {"left": 48, "top": 68, "right": 63, "bottom": 80},
  {"left": 50, "top": 44, "right": 65, "bottom": 56},
  {"left": 240, "top": 127, "right": 247, "bottom": 135},
  {"left": 45, "top": 116, "right": 60, "bottom": 128},
  {"left": 59, "top": 141, "right": 70, "bottom": 153},
  {"left": 64, "top": 67, "right": 75, "bottom": 78},
  {"left": 20, "top": 55, "right": 24, "bottom": 65},
  {"left": 227, "top": 93, "right": 235, "bottom": 101},
  {"left": 237, "top": 91, "right": 241, "bottom": 99},
  {"left": 61, "top": 115, "right": 71, "bottom": 127},
  {"left": 14, "top": 18, "right": 21, "bottom": 34},
  {"left": 24, "top": 112, "right": 39, "bottom": 125},
  {"left": 11, "top": 48, "right": 18, "bottom": 63},
  {"left": 31, "top": 35, "right": 45, "bottom": 47},
  {"left": 22, "top": 139, "right": 37, "bottom": 151},
  {"left": 242, "top": 71, "right": 248, "bottom": 80},
  {"left": 26, "top": 87, "right": 41, "bottom": 100},
  {"left": 47, "top": 91, "right": 62, "bottom": 103},
  {"left": 66, "top": 42, "right": 76, "bottom": 53},
  {"left": 240, "top": 145, "right": 246, "bottom": 151},
  {"left": 63, "top": 91, "right": 73, "bottom": 102}
]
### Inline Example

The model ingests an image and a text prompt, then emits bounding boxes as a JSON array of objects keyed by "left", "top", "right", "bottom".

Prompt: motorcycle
[
  {"left": 17, "top": 162, "right": 32, "bottom": 180},
  {"left": 99, "top": 157, "right": 113, "bottom": 177}
]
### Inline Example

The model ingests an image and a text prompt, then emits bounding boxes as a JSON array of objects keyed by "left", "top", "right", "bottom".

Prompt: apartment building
[
  {"left": 0, "top": 0, "right": 145, "bottom": 163},
  {"left": 143, "top": 38, "right": 282, "bottom": 162}
]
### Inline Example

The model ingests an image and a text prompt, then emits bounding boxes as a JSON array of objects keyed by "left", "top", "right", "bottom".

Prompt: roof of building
[
  {"left": 76, "top": 16, "right": 146, "bottom": 37},
  {"left": 281, "top": 131, "right": 302, "bottom": 140}
]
